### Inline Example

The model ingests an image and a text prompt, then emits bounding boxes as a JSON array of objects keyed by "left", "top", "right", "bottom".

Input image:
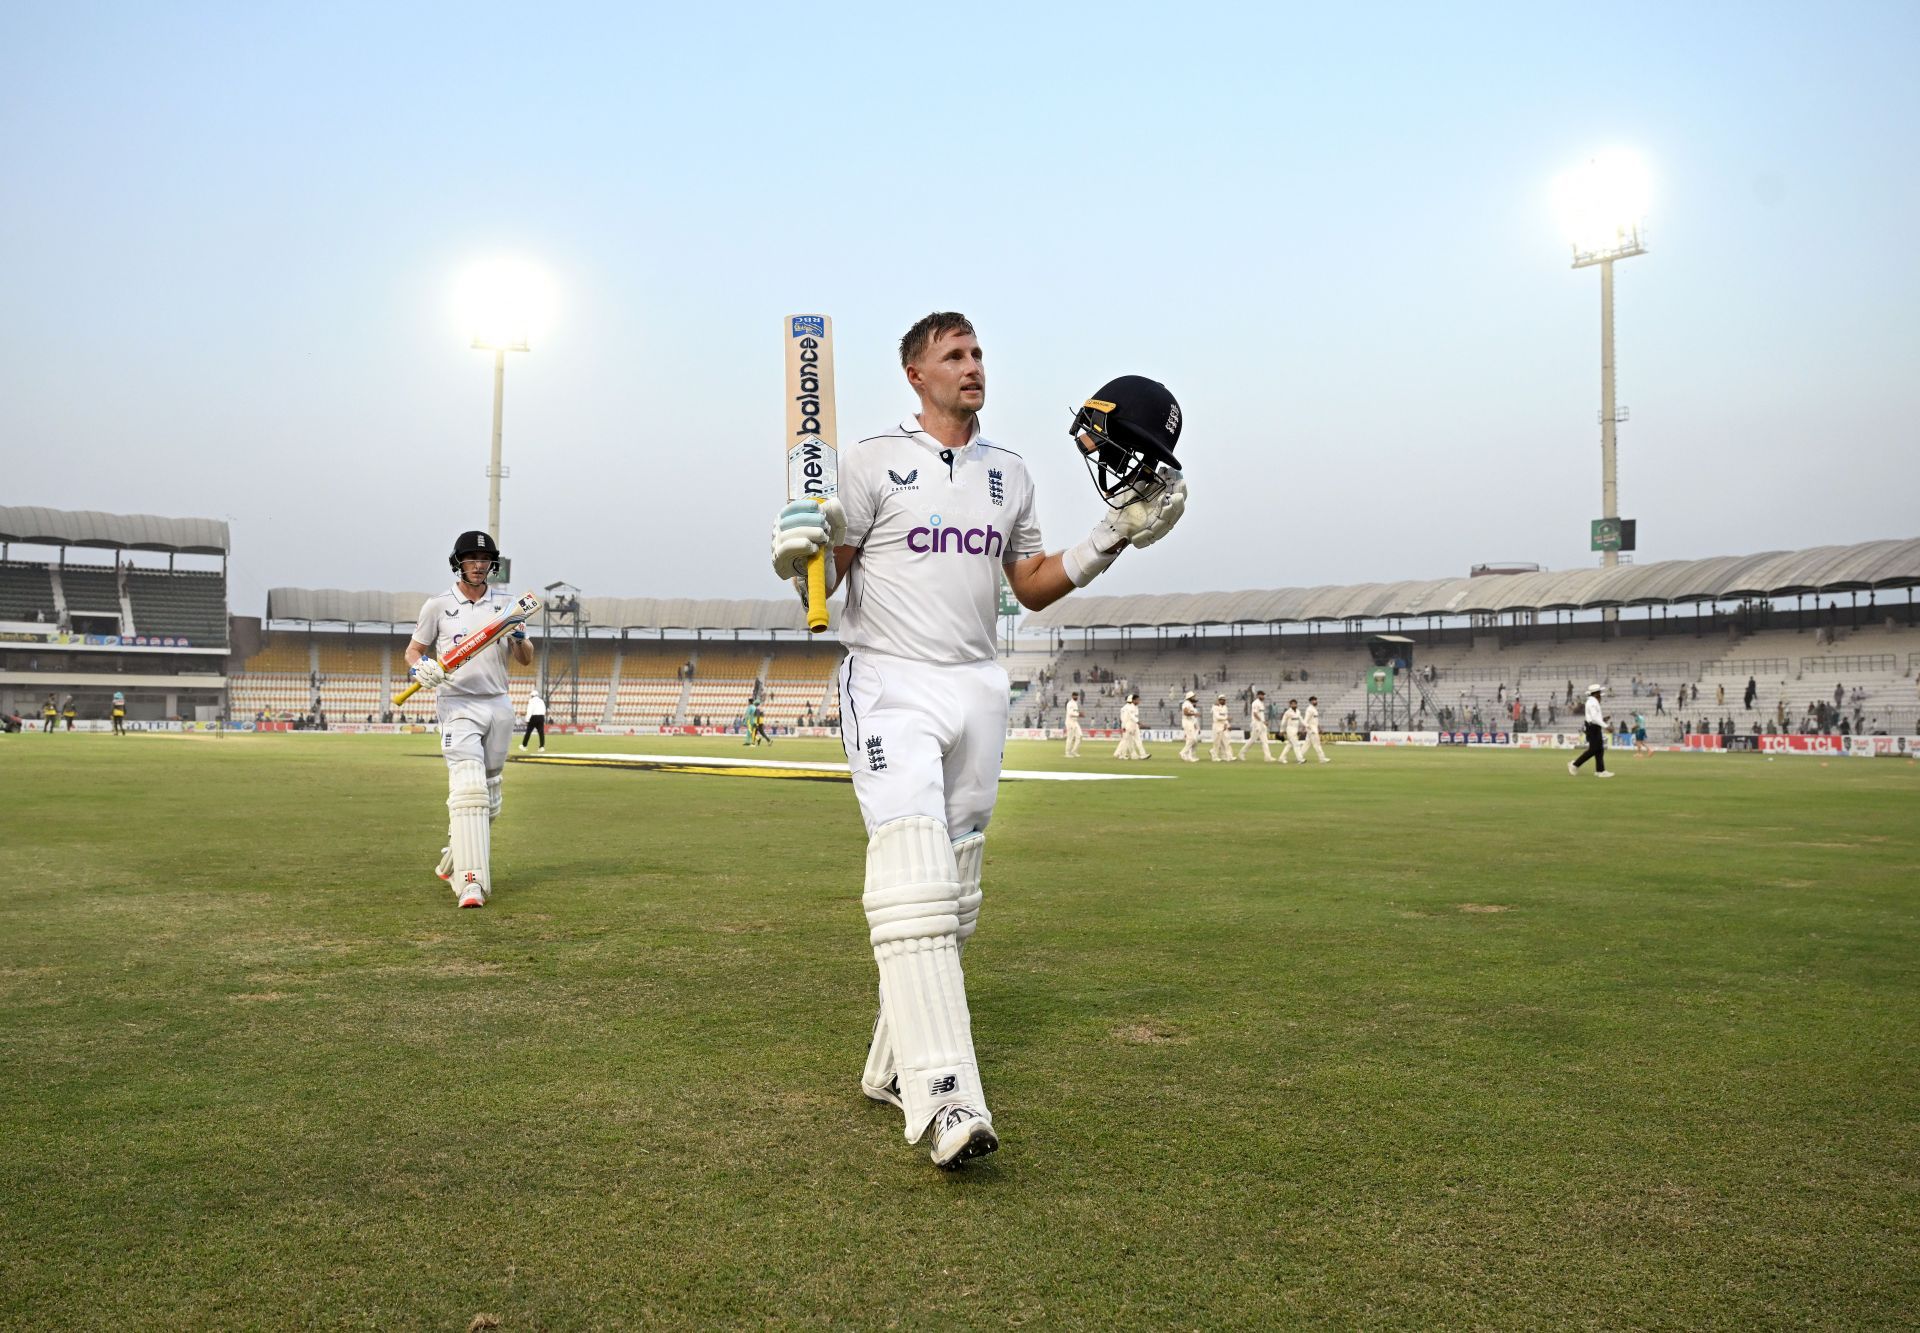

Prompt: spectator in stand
[
  {"left": 1653, "top": 689, "right": 1664, "bottom": 715},
  {"left": 1745, "top": 676, "right": 1758, "bottom": 709},
  {"left": 1530, "top": 702, "right": 1541, "bottom": 728},
  {"left": 1716, "top": 682, "right": 1725, "bottom": 707},
  {"left": 1547, "top": 701, "right": 1557, "bottom": 726},
  {"left": 1833, "top": 683, "right": 1845, "bottom": 711}
]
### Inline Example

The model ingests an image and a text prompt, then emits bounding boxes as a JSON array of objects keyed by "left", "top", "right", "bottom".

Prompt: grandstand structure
[
  {"left": 1021, "top": 536, "right": 1920, "bottom": 740},
  {"left": 75, "top": 528, "right": 1909, "bottom": 743},
  {"left": 240, "top": 589, "right": 843, "bottom": 731},
  {"left": 0, "top": 507, "right": 232, "bottom": 723}
]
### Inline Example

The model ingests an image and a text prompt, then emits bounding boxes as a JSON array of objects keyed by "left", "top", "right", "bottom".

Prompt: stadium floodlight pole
[
  {"left": 1557, "top": 151, "right": 1650, "bottom": 571},
  {"left": 457, "top": 255, "right": 554, "bottom": 549},
  {"left": 472, "top": 336, "right": 528, "bottom": 546}
]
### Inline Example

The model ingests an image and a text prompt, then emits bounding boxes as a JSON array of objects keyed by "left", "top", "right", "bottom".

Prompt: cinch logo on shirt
[{"left": 906, "top": 515, "right": 1004, "bottom": 557}]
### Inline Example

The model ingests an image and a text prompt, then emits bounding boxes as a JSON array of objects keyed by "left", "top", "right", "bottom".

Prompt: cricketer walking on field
[
  {"left": 1063, "top": 691, "right": 1083, "bottom": 757},
  {"left": 1179, "top": 691, "right": 1201, "bottom": 762},
  {"left": 1239, "top": 690, "right": 1276, "bottom": 761},
  {"left": 1113, "top": 693, "right": 1150, "bottom": 760},
  {"left": 405, "top": 531, "right": 536, "bottom": 908},
  {"left": 1209, "top": 695, "right": 1235, "bottom": 762},
  {"left": 1302, "top": 695, "right": 1330, "bottom": 763},
  {"left": 1281, "top": 699, "right": 1305, "bottom": 764},
  {"left": 770, "top": 312, "right": 1188, "bottom": 1169}
]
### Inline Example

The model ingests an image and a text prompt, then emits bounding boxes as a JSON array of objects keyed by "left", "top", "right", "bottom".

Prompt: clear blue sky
[{"left": 3, "top": 2, "right": 1915, "bottom": 616}]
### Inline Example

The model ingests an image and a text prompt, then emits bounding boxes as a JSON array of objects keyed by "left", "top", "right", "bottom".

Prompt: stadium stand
[
  {"left": 1, "top": 508, "right": 232, "bottom": 723},
  {"left": 0, "top": 561, "right": 57, "bottom": 622},
  {"left": 127, "top": 568, "right": 227, "bottom": 642}
]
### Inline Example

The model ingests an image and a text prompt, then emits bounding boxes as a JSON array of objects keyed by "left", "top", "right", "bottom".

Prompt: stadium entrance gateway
[{"left": 1365, "top": 634, "right": 1416, "bottom": 732}]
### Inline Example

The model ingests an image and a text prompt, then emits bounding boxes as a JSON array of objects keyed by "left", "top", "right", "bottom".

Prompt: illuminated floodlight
[
  {"left": 455, "top": 255, "right": 555, "bottom": 351},
  {"left": 1553, "top": 150, "right": 1651, "bottom": 267}
]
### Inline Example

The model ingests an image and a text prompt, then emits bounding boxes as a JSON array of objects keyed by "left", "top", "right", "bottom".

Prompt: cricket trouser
[
  {"left": 439, "top": 692, "right": 513, "bottom": 901},
  {"left": 522, "top": 715, "right": 546, "bottom": 747},
  {"left": 1287, "top": 728, "right": 1305, "bottom": 762},
  {"left": 1210, "top": 728, "right": 1232, "bottom": 761},
  {"left": 1304, "top": 728, "right": 1327, "bottom": 761},
  {"left": 1241, "top": 724, "right": 1273, "bottom": 760},
  {"left": 1064, "top": 721, "right": 1082, "bottom": 756},
  {"left": 835, "top": 652, "right": 1009, "bottom": 838},
  {"left": 1114, "top": 725, "right": 1145, "bottom": 759},
  {"left": 1574, "top": 722, "right": 1607, "bottom": 773},
  {"left": 1180, "top": 725, "right": 1199, "bottom": 761}
]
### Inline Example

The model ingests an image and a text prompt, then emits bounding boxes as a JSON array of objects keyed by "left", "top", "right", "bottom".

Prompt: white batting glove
[
  {"left": 411, "top": 658, "right": 447, "bottom": 689},
  {"left": 1117, "top": 470, "right": 1187, "bottom": 549},
  {"left": 771, "top": 496, "right": 847, "bottom": 582}
]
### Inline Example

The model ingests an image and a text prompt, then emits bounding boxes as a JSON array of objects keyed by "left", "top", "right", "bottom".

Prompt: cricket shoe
[
  {"left": 435, "top": 846, "right": 454, "bottom": 881},
  {"left": 1596, "top": 771, "right": 1616, "bottom": 779},
  {"left": 1567, "top": 760, "right": 1578, "bottom": 776},
  {"left": 929, "top": 1105, "right": 998, "bottom": 1170},
  {"left": 457, "top": 871, "right": 488, "bottom": 909},
  {"left": 862, "top": 1073, "right": 903, "bottom": 1110}
]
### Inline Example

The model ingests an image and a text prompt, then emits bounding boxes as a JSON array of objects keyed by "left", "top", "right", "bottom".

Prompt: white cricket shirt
[
  {"left": 1585, "top": 695, "right": 1605, "bottom": 727},
  {"left": 1251, "top": 698, "right": 1268, "bottom": 727},
  {"left": 1211, "top": 704, "right": 1230, "bottom": 728},
  {"left": 527, "top": 692, "right": 546, "bottom": 719},
  {"left": 412, "top": 585, "right": 516, "bottom": 700},
  {"left": 1066, "top": 699, "right": 1081, "bottom": 722},
  {"left": 1304, "top": 703, "right": 1320, "bottom": 731},
  {"left": 838, "top": 417, "right": 1045, "bottom": 665},
  {"left": 1282, "top": 707, "right": 1302, "bottom": 732},
  {"left": 1120, "top": 702, "right": 1140, "bottom": 729}
]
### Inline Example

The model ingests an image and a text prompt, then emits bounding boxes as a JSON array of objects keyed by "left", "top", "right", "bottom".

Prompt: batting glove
[
  {"left": 771, "top": 496, "right": 847, "bottom": 582},
  {"left": 411, "top": 659, "right": 447, "bottom": 689}
]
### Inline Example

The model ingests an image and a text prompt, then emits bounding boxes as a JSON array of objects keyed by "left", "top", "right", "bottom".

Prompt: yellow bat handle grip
[
  {"left": 805, "top": 547, "right": 828, "bottom": 634},
  {"left": 392, "top": 680, "right": 423, "bottom": 707}
]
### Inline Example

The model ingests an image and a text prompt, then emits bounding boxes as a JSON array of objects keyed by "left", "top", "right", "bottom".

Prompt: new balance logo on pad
[{"left": 929, "top": 1075, "right": 957, "bottom": 1096}]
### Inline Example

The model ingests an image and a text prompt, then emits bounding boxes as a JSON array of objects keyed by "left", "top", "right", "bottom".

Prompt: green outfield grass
[{"left": 3, "top": 733, "right": 1916, "bottom": 1329}]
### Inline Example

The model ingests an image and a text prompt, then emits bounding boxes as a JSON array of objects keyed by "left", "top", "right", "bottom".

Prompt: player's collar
[
  {"left": 901, "top": 415, "right": 986, "bottom": 454},
  {"left": 448, "top": 583, "right": 494, "bottom": 603}
]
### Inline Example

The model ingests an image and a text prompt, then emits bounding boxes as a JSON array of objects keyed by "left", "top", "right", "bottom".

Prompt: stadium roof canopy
[
  {"left": 268, "top": 588, "right": 812, "bottom": 633},
  {"left": 1022, "top": 535, "right": 1920, "bottom": 631},
  {"left": 0, "top": 506, "right": 230, "bottom": 555}
]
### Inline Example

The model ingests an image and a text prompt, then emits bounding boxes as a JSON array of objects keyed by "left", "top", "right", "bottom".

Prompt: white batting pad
[
  {"left": 487, "top": 773, "right": 503, "bottom": 821},
  {"left": 863, "top": 816, "right": 987, "bottom": 1142},
  {"left": 864, "top": 830, "right": 987, "bottom": 1100},
  {"left": 447, "top": 759, "right": 491, "bottom": 902},
  {"left": 953, "top": 831, "right": 985, "bottom": 948}
]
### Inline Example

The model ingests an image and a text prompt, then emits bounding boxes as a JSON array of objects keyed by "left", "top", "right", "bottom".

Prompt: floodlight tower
[
  {"left": 457, "top": 257, "right": 554, "bottom": 550},
  {"left": 473, "top": 334, "right": 527, "bottom": 547},
  {"left": 1557, "top": 152, "right": 1649, "bottom": 569}
]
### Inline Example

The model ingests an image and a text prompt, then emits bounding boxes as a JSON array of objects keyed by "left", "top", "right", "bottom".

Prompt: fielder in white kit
[
  {"left": 1114, "top": 693, "right": 1149, "bottom": 760},
  {"left": 1280, "top": 699, "right": 1304, "bottom": 764},
  {"left": 1209, "top": 694, "right": 1235, "bottom": 762},
  {"left": 1302, "top": 694, "right": 1330, "bottom": 763},
  {"left": 770, "top": 312, "right": 1188, "bottom": 1168},
  {"left": 1179, "top": 691, "right": 1202, "bottom": 763},
  {"left": 406, "top": 531, "right": 535, "bottom": 909},
  {"left": 1063, "top": 691, "right": 1083, "bottom": 757},
  {"left": 1239, "top": 689, "right": 1276, "bottom": 762}
]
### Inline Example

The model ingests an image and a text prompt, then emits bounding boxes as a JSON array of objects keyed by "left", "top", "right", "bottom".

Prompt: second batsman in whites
[
  {"left": 406, "top": 531, "right": 535, "bottom": 909},
  {"left": 770, "top": 312, "right": 1188, "bottom": 1168}
]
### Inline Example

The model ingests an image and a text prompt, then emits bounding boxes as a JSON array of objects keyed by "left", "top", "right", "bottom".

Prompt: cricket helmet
[
  {"left": 449, "top": 530, "right": 502, "bottom": 575},
  {"left": 1070, "top": 374, "right": 1183, "bottom": 508}
]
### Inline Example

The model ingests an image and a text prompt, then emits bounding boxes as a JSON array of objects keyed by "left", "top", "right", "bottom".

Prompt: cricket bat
[
  {"left": 393, "top": 590, "right": 543, "bottom": 706},
  {"left": 784, "top": 314, "right": 839, "bottom": 633}
]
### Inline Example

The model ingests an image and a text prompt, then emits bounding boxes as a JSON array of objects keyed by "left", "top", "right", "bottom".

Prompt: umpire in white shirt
[{"left": 1570, "top": 683, "right": 1614, "bottom": 778}]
